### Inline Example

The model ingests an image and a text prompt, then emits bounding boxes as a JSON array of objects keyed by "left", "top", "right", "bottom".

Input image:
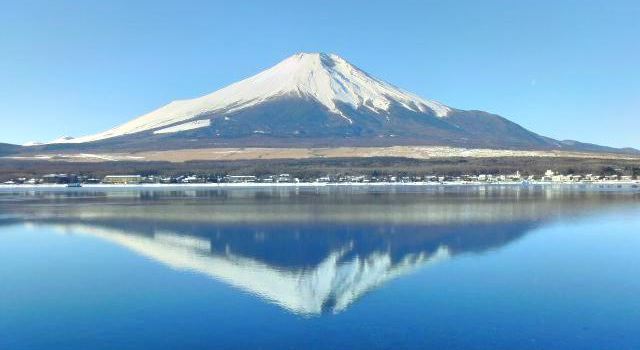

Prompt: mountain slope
[
  {"left": 0, "top": 143, "right": 20, "bottom": 157},
  {"left": 56, "top": 53, "right": 450, "bottom": 144},
  {"left": 27, "top": 52, "right": 637, "bottom": 154}
]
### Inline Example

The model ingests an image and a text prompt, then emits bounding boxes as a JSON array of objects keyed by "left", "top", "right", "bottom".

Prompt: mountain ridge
[{"left": 11, "top": 52, "right": 640, "bottom": 155}]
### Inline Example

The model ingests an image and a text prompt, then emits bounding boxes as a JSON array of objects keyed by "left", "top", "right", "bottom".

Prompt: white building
[
  {"left": 103, "top": 175, "right": 142, "bottom": 184},
  {"left": 226, "top": 175, "right": 257, "bottom": 183}
]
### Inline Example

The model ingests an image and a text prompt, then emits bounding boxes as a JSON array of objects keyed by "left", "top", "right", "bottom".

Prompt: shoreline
[{"left": 0, "top": 181, "right": 638, "bottom": 192}]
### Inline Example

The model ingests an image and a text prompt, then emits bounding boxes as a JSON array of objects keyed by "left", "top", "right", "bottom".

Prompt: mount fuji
[{"left": 27, "top": 53, "right": 636, "bottom": 154}]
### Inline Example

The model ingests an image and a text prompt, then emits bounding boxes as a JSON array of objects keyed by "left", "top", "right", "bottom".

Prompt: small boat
[{"left": 67, "top": 182, "right": 82, "bottom": 188}]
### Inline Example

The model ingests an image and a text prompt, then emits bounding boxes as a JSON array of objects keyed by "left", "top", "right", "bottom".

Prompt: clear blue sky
[{"left": 1, "top": 0, "right": 638, "bottom": 148}]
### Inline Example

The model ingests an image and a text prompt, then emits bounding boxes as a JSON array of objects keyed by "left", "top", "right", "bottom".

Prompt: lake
[{"left": 1, "top": 186, "right": 639, "bottom": 349}]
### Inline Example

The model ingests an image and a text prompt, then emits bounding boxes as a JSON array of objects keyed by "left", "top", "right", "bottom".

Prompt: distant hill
[{"left": 0, "top": 143, "right": 20, "bottom": 157}]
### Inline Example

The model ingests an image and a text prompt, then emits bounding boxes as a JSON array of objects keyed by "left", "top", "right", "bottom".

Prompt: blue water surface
[{"left": 0, "top": 187, "right": 639, "bottom": 349}]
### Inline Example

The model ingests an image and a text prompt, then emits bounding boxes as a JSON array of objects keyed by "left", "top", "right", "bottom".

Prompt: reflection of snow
[{"left": 52, "top": 224, "right": 449, "bottom": 315}]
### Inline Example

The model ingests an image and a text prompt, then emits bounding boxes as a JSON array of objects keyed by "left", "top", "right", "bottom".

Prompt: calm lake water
[{"left": 1, "top": 186, "right": 639, "bottom": 349}]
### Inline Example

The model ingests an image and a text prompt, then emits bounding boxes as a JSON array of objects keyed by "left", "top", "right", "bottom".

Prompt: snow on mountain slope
[
  {"left": 153, "top": 119, "right": 211, "bottom": 135},
  {"left": 48, "top": 136, "right": 76, "bottom": 144},
  {"left": 51, "top": 52, "right": 450, "bottom": 144}
]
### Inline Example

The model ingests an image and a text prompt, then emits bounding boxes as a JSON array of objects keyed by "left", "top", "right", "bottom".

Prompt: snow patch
[
  {"left": 153, "top": 119, "right": 211, "bottom": 135},
  {"left": 48, "top": 136, "right": 76, "bottom": 144}
]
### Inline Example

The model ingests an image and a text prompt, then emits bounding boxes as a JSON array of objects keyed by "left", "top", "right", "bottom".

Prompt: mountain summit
[
  {"left": 39, "top": 52, "right": 634, "bottom": 154},
  {"left": 57, "top": 53, "right": 451, "bottom": 144}
]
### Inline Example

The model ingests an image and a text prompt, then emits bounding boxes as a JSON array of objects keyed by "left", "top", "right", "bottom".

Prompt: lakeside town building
[
  {"left": 3, "top": 170, "right": 640, "bottom": 186},
  {"left": 102, "top": 175, "right": 142, "bottom": 184}
]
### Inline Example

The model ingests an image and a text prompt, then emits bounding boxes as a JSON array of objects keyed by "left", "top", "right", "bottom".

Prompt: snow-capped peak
[{"left": 52, "top": 52, "right": 450, "bottom": 144}]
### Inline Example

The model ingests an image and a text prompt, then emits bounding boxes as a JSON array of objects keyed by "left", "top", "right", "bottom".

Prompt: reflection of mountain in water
[
  {"left": 1, "top": 188, "right": 637, "bottom": 315},
  {"left": 25, "top": 220, "right": 534, "bottom": 315}
]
